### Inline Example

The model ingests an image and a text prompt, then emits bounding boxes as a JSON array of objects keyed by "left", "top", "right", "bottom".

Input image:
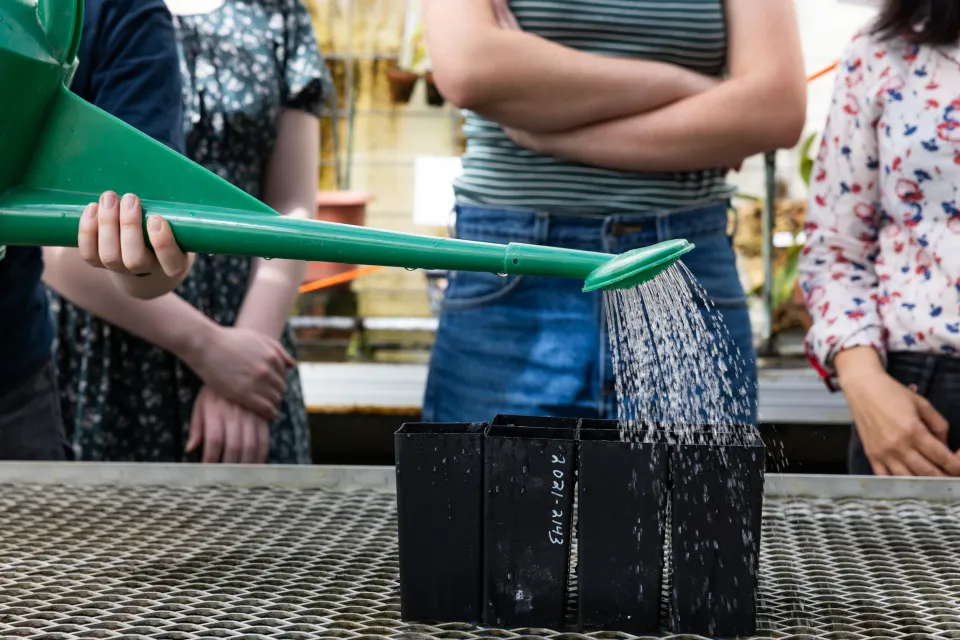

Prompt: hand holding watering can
[{"left": 77, "top": 190, "right": 190, "bottom": 290}]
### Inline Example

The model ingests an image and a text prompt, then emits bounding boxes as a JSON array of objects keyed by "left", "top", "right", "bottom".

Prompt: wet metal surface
[{"left": 0, "top": 470, "right": 957, "bottom": 639}]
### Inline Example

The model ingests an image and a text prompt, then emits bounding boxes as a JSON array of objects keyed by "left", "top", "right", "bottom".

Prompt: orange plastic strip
[
  {"left": 807, "top": 61, "right": 838, "bottom": 83},
  {"left": 299, "top": 265, "right": 384, "bottom": 294}
]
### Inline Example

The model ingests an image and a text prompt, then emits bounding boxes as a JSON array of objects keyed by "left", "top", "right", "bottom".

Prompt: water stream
[
  {"left": 603, "top": 262, "right": 755, "bottom": 446},
  {"left": 603, "top": 262, "right": 796, "bottom": 634}
]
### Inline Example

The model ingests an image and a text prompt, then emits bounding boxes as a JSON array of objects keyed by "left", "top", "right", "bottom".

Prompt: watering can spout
[{"left": 0, "top": 0, "right": 693, "bottom": 291}]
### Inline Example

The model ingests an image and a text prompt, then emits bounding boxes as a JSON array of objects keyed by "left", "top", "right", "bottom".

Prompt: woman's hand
[
  {"left": 79, "top": 191, "right": 193, "bottom": 298},
  {"left": 837, "top": 347, "right": 960, "bottom": 477},
  {"left": 181, "top": 327, "right": 294, "bottom": 422},
  {"left": 187, "top": 386, "right": 271, "bottom": 463},
  {"left": 491, "top": 0, "right": 520, "bottom": 29}
]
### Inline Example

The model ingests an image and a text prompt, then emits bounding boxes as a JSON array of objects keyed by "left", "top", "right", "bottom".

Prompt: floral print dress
[
  {"left": 800, "top": 29, "right": 960, "bottom": 390},
  {"left": 49, "top": 0, "right": 331, "bottom": 463}
]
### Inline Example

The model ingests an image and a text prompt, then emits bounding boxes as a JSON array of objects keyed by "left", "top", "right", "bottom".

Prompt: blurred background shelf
[{"left": 300, "top": 361, "right": 853, "bottom": 471}]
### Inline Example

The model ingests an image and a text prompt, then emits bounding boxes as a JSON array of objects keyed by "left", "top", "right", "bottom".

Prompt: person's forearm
[
  {"left": 234, "top": 257, "right": 306, "bottom": 338},
  {"left": 424, "top": 0, "right": 717, "bottom": 133},
  {"left": 234, "top": 109, "right": 315, "bottom": 339},
  {"left": 43, "top": 247, "right": 216, "bottom": 361},
  {"left": 517, "top": 72, "right": 805, "bottom": 172}
]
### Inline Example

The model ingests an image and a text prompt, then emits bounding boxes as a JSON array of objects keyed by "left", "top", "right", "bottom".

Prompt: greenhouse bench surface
[{"left": 0, "top": 463, "right": 956, "bottom": 639}]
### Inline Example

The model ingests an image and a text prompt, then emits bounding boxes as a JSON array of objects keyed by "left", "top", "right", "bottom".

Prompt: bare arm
[
  {"left": 423, "top": 0, "right": 720, "bottom": 133},
  {"left": 503, "top": 0, "right": 806, "bottom": 170},
  {"left": 44, "top": 246, "right": 215, "bottom": 360},
  {"left": 233, "top": 109, "right": 317, "bottom": 338},
  {"left": 44, "top": 246, "right": 295, "bottom": 419}
]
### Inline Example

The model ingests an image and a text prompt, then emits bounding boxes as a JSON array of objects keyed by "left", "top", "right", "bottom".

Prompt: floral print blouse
[{"left": 800, "top": 29, "right": 960, "bottom": 390}]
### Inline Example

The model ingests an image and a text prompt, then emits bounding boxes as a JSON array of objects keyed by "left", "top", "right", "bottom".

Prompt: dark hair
[{"left": 873, "top": 0, "right": 960, "bottom": 46}]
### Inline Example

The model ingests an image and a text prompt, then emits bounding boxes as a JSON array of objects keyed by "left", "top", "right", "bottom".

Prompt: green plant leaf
[
  {"left": 771, "top": 241, "right": 803, "bottom": 310},
  {"left": 799, "top": 132, "right": 818, "bottom": 188}
]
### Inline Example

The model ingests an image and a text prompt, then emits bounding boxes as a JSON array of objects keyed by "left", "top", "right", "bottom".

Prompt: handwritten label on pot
[{"left": 548, "top": 453, "right": 567, "bottom": 545}]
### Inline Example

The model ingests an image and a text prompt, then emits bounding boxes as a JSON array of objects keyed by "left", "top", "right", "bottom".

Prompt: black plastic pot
[
  {"left": 491, "top": 414, "right": 579, "bottom": 430},
  {"left": 483, "top": 425, "right": 576, "bottom": 629},
  {"left": 576, "top": 427, "right": 668, "bottom": 633},
  {"left": 669, "top": 426, "right": 766, "bottom": 637},
  {"left": 394, "top": 422, "right": 485, "bottom": 623}
]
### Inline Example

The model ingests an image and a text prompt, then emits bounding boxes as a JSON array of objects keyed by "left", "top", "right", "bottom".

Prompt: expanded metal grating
[{"left": 0, "top": 481, "right": 959, "bottom": 639}]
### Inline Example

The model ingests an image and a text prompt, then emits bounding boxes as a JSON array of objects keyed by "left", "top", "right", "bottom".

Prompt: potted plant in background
[
  {"left": 734, "top": 132, "right": 816, "bottom": 352},
  {"left": 424, "top": 67, "right": 444, "bottom": 107},
  {"left": 294, "top": 191, "right": 371, "bottom": 357},
  {"left": 303, "top": 190, "right": 373, "bottom": 286},
  {"left": 387, "top": 5, "right": 426, "bottom": 105}
]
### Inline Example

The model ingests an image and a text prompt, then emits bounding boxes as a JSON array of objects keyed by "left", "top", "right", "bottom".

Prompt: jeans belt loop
[
  {"left": 656, "top": 211, "right": 669, "bottom": 242},
  {"left": 534, "top": 210, "right": 550, "bottom": 245}
]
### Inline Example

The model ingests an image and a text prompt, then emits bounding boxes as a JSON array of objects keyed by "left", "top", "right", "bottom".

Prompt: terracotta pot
[
  {"left": 387, "top": 68, "right": 419, "bottom": 105},
  {"left": 303, "top": 190, "right": 372, "bottom": 285},
  {"left": 424, "top": 71, "right": 445, "bottom": 107}
]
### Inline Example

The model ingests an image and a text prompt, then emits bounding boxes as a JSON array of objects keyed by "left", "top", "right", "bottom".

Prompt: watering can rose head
[{"left": 583, "top": 239, "right": 695, "bottom": 292}]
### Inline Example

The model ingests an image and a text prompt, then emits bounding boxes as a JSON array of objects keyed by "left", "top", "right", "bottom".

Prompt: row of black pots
[{"left": 394, "top": 414, "right": 765, "bottom": 637}]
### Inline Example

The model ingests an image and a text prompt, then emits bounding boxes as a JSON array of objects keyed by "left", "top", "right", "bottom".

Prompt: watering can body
[{"left": 0, "top": 0, "right": 691, "bottom": 291}]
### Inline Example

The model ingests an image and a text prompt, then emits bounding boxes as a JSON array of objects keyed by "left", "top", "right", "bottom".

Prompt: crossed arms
[{"left": 423, "top": 0, "right": 807, "bottom": 172}]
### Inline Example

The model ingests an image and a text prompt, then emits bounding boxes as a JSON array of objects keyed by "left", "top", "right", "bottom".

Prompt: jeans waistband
[{"left": 454, "top": 200, "right": 732, "bottom": 240}]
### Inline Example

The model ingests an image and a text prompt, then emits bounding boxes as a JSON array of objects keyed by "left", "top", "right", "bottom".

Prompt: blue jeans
[{"left": 423, "top": 202, "right": 757, "bottom": 425}]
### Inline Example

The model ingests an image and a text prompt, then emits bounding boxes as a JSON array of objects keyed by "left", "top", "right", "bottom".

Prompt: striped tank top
[{"left": 454, "top": 0, "right": 734, "bottom": 215}]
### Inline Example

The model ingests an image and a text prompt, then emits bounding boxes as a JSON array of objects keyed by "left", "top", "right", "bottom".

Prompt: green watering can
[{"left": 0, "top": 0, "right": 692, "bottom": 293}]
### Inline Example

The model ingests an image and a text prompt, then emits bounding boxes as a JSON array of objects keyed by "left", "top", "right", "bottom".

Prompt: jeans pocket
[
  {"left": 442, "top": 271, "right": 525, "bottom": 311},
  {"left": 443, "top": 206, "right": 542, "bottom": 311}
]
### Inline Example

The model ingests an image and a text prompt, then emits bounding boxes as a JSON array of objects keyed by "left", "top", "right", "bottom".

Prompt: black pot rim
[
  {"left": 491, "top": 414, "right": 579, "bottom": 429},
  {"left": 485, "top": 425, "right": 576, "bottom": 441},
  {"left": 396, "top": 422, "right": 487, "bottom": 436}
]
